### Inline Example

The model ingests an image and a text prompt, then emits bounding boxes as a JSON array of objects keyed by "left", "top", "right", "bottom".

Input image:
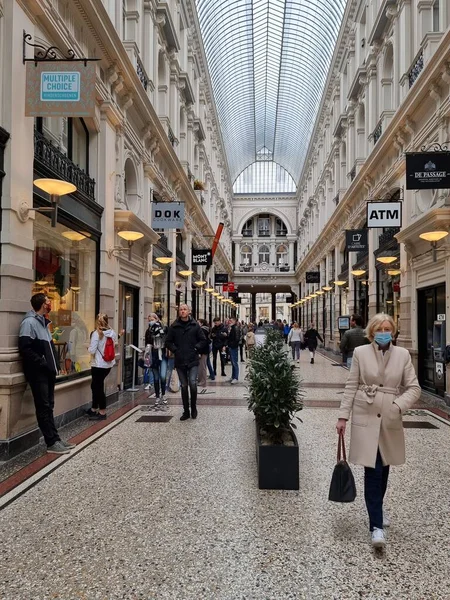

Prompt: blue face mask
[{"left": 374, "top": 332, "right": 392, "bottom": 346}]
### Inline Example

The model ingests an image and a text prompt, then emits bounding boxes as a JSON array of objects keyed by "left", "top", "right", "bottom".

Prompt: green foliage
[{"left": 246, "top": 328, "right": 304, "bottom": 444}]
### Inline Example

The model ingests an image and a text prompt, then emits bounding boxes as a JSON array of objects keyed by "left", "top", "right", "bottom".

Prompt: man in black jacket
[
  {"left": 165, "top": 304, "right": 207, "bottom": 420},
  {"left": 227, "top": 317, "right": 240, "bottom": 384},
  {"left": 18, "top": 293, "right": 74, "bottom": 454},
  {"left": 210, "top": 316, "right": 228, "bottom": 377}
]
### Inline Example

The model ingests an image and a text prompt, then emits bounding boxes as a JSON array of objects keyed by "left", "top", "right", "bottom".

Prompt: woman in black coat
[{"left": 304, "top": 322, "right": 323, "bottom": 364}]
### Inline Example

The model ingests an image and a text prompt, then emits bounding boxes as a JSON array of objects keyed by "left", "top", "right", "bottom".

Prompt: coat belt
[{"left": 358, "top": 384, "right": 400, "bottom": 401}]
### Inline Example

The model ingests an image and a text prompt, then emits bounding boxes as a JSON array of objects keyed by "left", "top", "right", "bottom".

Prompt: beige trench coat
[{"left": 338, "top": 343, "right": 421, "bottom": 468}]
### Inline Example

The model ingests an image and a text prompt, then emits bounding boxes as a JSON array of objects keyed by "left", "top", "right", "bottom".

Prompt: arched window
[
  {"left": 240, "top": 244, "right": 252, "bottom": 266},
  {"left": 242, "top": 219, "right": 253, "bottom": 237},
  {"left": 276, "top": 244, "right": 288, "bottom": 267},
  {"left": 258, "top": 245, "right": 270, "bottom": 264},
  {"left": 275, "top": 218, "right": 287, "bottom": 236}
]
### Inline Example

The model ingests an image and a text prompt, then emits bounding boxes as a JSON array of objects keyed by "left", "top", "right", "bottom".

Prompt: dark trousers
[
  {"left": 212, "top": 347, "right": 226, "bottom": 375},
  {"left": 239, "top": 343, "right": 245, "bottom": 361},
  {"left": 364, "top": 449, "right": 390, "bottom": 531},
  {"left": 91, "top": 367, "right": 111, "bottom": 410},
  {"left": 27, "top": 370, "right": 60, "bottom": 447},
  {"left": 177, "top": 365, "right": 199, "bottom": 415}
]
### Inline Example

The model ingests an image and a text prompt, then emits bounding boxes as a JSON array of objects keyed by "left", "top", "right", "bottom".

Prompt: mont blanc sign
[
  {"left": 367, "top": 202, "right": 402, "bottom": 228},
  {"left": 406, "top": 152, "right": 450, "bottom": 189}
]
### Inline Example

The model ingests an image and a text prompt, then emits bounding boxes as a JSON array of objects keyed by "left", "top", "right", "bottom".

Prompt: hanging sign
[
  {"left": 211, "top": 222, "right": 224, "bottom": 258},
  {"left": 25, "top": 62, "right": 96, "bottom": 117},
  {"left": 306, "top": 271, "right": 320, "bottom": 284},
  {"left": 152, "top": 202, "right": 185, "bottom": 229},
  {"left": 405, "top": 152, "right": 450, "bottom": 189},
  {"left": 437, "top": 314, "right": 446, "bottom": 321},
  {"left": 192, "top": 248, "right": 212, "bottom": 267},
  {"left": 367, "top": 202, "right": 402, "bottom": 228},
  {"left": 214, "top": 273, "right": 229, "bottom": 285},
  {"left": 346, "top": 229, "right": 368, "bottom": 252}
]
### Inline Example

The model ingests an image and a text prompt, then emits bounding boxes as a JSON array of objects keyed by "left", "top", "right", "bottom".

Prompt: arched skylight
[
  {"left": 234, "top": 161, "right": 296, "bottom": 194},
  {"left": 196, "top": 0, "right": 346, "bottom": 190}
]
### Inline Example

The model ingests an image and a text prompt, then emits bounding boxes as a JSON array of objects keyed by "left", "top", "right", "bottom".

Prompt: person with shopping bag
[{"left": 335, "top": 313, "right": 421, "bottom": 549}]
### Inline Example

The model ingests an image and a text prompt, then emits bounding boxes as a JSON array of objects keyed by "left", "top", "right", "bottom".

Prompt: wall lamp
[
  {"left": 351, "top": 269, "right": 366, "bottom": 276},
  {"left": 333, "top": 280, "right": 346, "bottom": 286},
  {"left": 194, "top": 280, "right": 206, "bottom": 287},
  {"left": 18, "top": 178, "right": 77, "bottom": 227},
  {"left": 376, "top": 255, "right": 397, "bottom": 264},
  {"left": 108, "top": 230, "right": 144, "bottom": 260},
  {"left": 205, "top": 287, "right": 215, "bottom": 292},
  {"left": 155, "top": 256, "right": 174, "bottom": 265},
  {"left": 387, "top": 269, "right": 402, "bottom": 276},
  {"left": 315, "top": 290, "right": 325, "bottom": 295},
  {"left": 322, "top": 286, "right": 333, "bottom": 292},
  {"left": 178, "top": 269, "right": 193, "bottom": 277},
  {"left": 419, "top": 231, "right": 449, "bottom": 262},
  {"left": 151, "top": 269, "right": 163, "bottom": 276}
]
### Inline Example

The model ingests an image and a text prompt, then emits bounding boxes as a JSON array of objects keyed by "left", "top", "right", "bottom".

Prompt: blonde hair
[
  {"left": 292, "top": 322, "right": 299, "bottom": 328},
  {"left": 365, "top": 313, "right": 397, "bottom": 342},
  {"left": 96, "top": 313, "right": 109, "bottom": 339}
]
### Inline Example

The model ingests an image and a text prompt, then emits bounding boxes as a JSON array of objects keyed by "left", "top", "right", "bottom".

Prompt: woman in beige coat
[{"left": 336, "top": 313, "right": 421, "bottom": 549}]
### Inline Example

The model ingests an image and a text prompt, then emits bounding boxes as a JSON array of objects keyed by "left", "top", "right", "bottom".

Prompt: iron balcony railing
[
  {"left": 373, "top": 120, "right": 382, "bottom": 145},
  {"left": 409, "top": 51, "right": 423, "bottom": 88},
  {"left": 168, "top": 127, "right": 175, "bottom": 147},
  {"left": 379, "top": 227, "right": 400, "bottom": 248},
  {"left": 136, "top": 56, "right": 149, "bottom": 91},
  {"left": 349, "top": 165, "right": 356, "bottom": 181},
  {"left": 258, "top": 230, "right": 270, "bottom": 237},
  {"left": 34, "top": 129, "right": 95, "bottom": 200},
  {"left": 276, "top": 230, "right": 287, "bottom": 237},
  {"left": 242, "top": 230, "right": 253, "bottom": 237}
]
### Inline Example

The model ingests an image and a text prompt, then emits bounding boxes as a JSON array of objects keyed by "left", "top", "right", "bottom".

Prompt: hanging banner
[
  {"left": 305, "top": 272, "right": 320, "bottom": 284},
  {"left": 214, "top": 273, "right": 229, "bottom": 285},
  {"left": 367, "top": 202, "right": 402, "bottom": 228},
  {"left": 405, "top": 152, "right": 450, "bottom": 189},
  {"left": 211, "top": 222, "right": 224, "bottom": 258},
  {"left": 346, "top": 229, "right": 368, "bottom": 252},
  {"left": 25, "top": 61, "right": 97, "bottom": 117},
  {"left": 192, "top": 248, "right": 212, "bottom": 267},
  {"left": 152, "top": 202, "right": 185, "bottom": 229}
]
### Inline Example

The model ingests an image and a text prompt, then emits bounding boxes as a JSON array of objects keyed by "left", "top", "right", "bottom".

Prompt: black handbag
[{"left": 328, "top": 432, "right": 356, "bottom": 503}]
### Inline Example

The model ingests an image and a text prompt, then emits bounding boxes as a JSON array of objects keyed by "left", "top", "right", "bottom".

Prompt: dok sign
[
  {"left": 25, "top": 62, "right": 96, "bottom": 117},
  {"left": 346, "top": 229, "right": 368, "bottom": 252},
  {"left": 366, "top": 202, "right": 402, "bottom": 228},
  {"left": 151, "top": 202, "right": 185, "bottom": 229},
  {"left": 192, "top": 248, "right": 212, "bottom": 267},
  {"left": 406, "top": 152, "right": 450, "bottom": 189}
]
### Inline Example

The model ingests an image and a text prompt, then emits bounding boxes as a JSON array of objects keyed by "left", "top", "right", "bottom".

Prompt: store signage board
[
  {"left": 367, "top": 202, "right": 402, "bottom": 228},
  {"left": 25, "top": 61, "right": 96, "bottom": 117},
  {"left": 338, "top": 316, "right": 350, "bottom": 330},
  {"left": 437, "top": 314, "right": 446, "bottom": 321},
  {"left": 405, "top": 152, "right": 450, "bottom": 189},
  {"left": 152, "top": 202, "right": 185, "bottom": 229},
  {"left": 214, "top": 273, "right": 229, "bottom": 285},
  {"left": 305, "top": 271, "right": 320, "bottom": 284},
  {"left": 346, "top": 229, "right": 368, "bottom": 252},
  {"left": 192, "top": 248, "right": 212, "bottom": 267}
]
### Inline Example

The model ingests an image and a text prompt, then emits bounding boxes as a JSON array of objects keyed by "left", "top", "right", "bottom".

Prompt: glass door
[
  {"left": 119, "top": 283, "right": 140, "bottom": 389},
  {"left": 418, "top": 284, "right": 445, "bottom": 396}
]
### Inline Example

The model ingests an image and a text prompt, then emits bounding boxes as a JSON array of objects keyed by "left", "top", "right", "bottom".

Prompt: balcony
[
  {"left": 168, "top": 127, "right": 176, "bottom": 147},
  {"left": 237, "top": 264, "right": 291, "bottom": 273},
  {"left": 275, "top": 230, "right": 287, "bottom": 237},
  {"left": 373, "top": 120, "right": 382, "bottom": 145},
  {"left": 378, "top": 227, "right": 400, "bottom": 248},
  {"left": 34, "top": 129, "right": 95, "bottom": 201},
  {"left": 258, "top": 230, "right": 270, "bottom": 237},
  {"left": 408, "top": 51, "right": 423, "bottom": 89},
  {"left": 136, "top": 56, "right": 149, "bottom": 92},
  {"left": 242, "top": 230, "right": 253, "bottom": 237}
]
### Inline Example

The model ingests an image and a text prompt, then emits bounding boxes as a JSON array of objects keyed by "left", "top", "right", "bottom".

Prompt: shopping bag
[
  {"left": 169, "top": 369, "right": 180, "bottom": 392},
  {"left": 328, "top": 432, "right": 356, "bottom": 503}
]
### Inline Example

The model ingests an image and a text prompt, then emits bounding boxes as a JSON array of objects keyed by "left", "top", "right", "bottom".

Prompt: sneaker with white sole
[
  {"left": 383, "top": 514, "right": 390, "bottom": 528},
  {"left": 230, "top": 379, "right": 238, "bottom": 384},
  {"left": 47, "top": 441, "right": 71, "bottom": 455},
  {"left": 144, "top": 384, "right": 151, "bottom": 390},
  {"left": 371, "top": 527, "right": 386, "bottom": 548}
]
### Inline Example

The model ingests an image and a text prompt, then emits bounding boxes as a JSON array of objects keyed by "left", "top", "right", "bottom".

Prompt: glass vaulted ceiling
[{"left": 196, "top": 0, "right": 346, "bottom": 193}]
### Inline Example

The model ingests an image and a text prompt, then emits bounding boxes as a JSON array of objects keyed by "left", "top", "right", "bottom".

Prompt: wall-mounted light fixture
[
  {"left": 376, "top": 255, "right": 397, "bottom": 264},
  {"left": 194, "top": 280, "right": 206, "bottom": 287},
  {"left": 155, "top": 256, "right": 174, "bottom": 265},
  {"left": 351, "top": 269, "right": 366, "bottom": 276},
  {"left": 18, "top": 178, "right": 77, "bottom": 227},
  {"left": 108, "top": 230, "right": 144, "bottom": 260},
  {"left": 387, "top": 269, "right": 402, "bottom": 276},
  {"left": 333, "top": 280, "right": 346, "bottom": 286},
  {"left": 205, "top": 287, "right": 215, "bottom": 292},
  {"left": 151, "top": 269, "right": 163, "bottom": 276},
  {"left": 61, "top": 231, "right": 86, "bottom": 242},
  {"left": 322, "top": 286, "right": 333, "bottom": 292},
  {"left": 178, "top": 269, "right": 193, "bottom": 277},
  {"left": 315, "top": 290, "right": 325, "bottom": 295},
  {"left": 419, "top": 230, "right": 449, "bottom": 262}
]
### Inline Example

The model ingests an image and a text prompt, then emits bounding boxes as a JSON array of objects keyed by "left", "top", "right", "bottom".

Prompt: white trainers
[
  {"left": 144, "top": 384, "right": 151, "bottom": 390},
  {"left": 371, "top": 527, "right": 386, "bottom": 548},
  {"left": 230, "top": 379, "right": 238, "bottom": 384},
  {"left": 383, "top": 514, "right": 390, "bottom": 528}
]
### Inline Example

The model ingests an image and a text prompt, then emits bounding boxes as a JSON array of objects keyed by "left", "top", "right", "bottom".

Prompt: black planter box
[{"left": 256, "top": 422, "right": 299, "bottom": 490}]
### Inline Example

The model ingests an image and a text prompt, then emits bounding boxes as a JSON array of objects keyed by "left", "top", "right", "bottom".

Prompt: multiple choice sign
[
  {"left": 406, "top": 152, "right": 450, "bottom": 189},
  {"left": 151, "top": 202, "right": 185, "bottom": 229},
  {"left": 346, "top": 229, "right": 368, "bottom": 252},
  {"left": 367, "top": 202, "right": 402, "bottom": 228},
  {"left": 25, "top": 61, "right": 96, "bottom": 117}
]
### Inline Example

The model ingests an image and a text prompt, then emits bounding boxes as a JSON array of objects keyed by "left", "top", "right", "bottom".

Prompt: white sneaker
[
  {"left": 371, "top": 527, "right": 386, "bottom": 548},
  {"left": 230, "top": 379, "right": 238, "bottom": 384},
  {"left": 160, "top": 395, "right": 168, "bottom": 404},
  {"left": 383, "top": 514, "right": 390, "bottom": 528},
  {"left": 144, "top": 384, "right": 151, "bottom": 390}
]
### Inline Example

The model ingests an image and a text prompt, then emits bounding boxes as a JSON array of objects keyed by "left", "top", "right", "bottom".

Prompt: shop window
[
  {"left": 258, "top": 244, "right": 270, "bottom": 264},
  {"left": 258, "top": 216, "right": 270, "bottom": 237},
  {"left": 32, "top": 213, "right": 97, "bottom": 378}
]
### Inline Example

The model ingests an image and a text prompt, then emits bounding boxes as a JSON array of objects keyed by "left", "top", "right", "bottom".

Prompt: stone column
[
  {"left": 251, "top": 293, "right": 256, "bottom": 323},
  {"left": 368, "top": 228, "right": 378, "bottom": 320},
  {"left": 271, "top": 293, "right": 276, "bottom": 321}
]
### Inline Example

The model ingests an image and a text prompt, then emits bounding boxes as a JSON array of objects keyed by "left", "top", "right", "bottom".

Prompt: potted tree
[
  {"left": 193, "top": 179, "right": 205, "bottom": 191},
  {"left": 246, "top": 328, "right": 304, "bottom": 490}
]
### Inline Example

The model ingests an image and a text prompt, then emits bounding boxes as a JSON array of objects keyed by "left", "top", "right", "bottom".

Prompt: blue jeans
[
  {"left": 291, "top": 341, "right": 301, "bottom": 360},
  {"left": 151, "top": 357, "right": 167, "bottom": 397},
  {"left": 346, "top": 357, "right": 353, "bottom": 368},
  {"left": 364, "top": 449, "right": 390, "bottom": 531},
  {"left": 177, "top": 365, "right": 199, "bottom": 414},
  {"left": 229, "top": 347, "right": 239, "bottom": 381},
  {"left": 206, "top": 346, "right": 215, "bottom": 379}
]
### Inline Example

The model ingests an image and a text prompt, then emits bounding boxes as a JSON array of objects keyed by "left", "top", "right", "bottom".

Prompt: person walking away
[
  {"left": 340, "top": 314, "right": 369, "bottom": 368},
  {"left": 240, "top": 321, "right": 248, "bottom": 362},
  {"left": 246, "top": 325, "right": 256, "bottom": 357},
  {"left": 288, "top": 322, "right": 303, "bottom": 363},
  {"left": 165, "top": 304, "right": 207, "bottom": 420},
  {"left": 19, "top": 294, "right": 75, "bottom": 454},
  {"left": 283, "top": 321, "right": 291, "bottom": 344},
  {"left": 197, "top": 319, "right": 211, "bottom": 392},
  {"left": 227, "top": 317, "right": 240, "bottom": 384},
  {"left": 142, "top": 315, "right": 156, "bottom": 391},
  {"left": 211, "top": 316, "right": 228, "bottom": 377},
  {"left": 336, "top": 313, "right": 421, "bottom": 548},
  {"left": 145, "top": 313, "right": 168, "bottom": 405},
  {"left": 87, "top": 313, "right": 118, "bottom": 421},
  {"left": 304, "top": 322, "right": 323, "bottom": 364}
]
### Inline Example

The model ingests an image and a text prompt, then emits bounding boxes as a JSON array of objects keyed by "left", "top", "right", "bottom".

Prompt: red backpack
[{"left": 102, "top": 337, "right": 115, "bottom": 362}]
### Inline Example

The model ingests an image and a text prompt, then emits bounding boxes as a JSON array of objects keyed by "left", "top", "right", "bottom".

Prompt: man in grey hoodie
[{"left": 18, "top": 293, "right": 74, "bottom": 454}]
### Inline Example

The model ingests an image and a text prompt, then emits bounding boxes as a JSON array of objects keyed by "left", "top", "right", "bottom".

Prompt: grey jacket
[
  {"left": 340, "top": 326, "right": 369, "bottom": 357},
  {"left": 19, "top": 311, "right": 59, "bottom": 377}
]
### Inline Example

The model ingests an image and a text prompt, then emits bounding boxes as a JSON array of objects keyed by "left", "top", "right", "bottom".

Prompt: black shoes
[
  {"left": 221, "top": 372, "right": 227, "bottom": 377},
  {"left": 89, "top": 412, "right": 107, "bottom": 421},
  {"left": 85, "top": 408, "right": 97, "bottom": 417},
  {"left": 310, "top": 358, "right": 314, "bottom": 364},
  {"left": 191, "top": 408, "right": 198, "bottom": 419},
  {"left": 180, "top": 413, "right": 190, "bottom": 421}
]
